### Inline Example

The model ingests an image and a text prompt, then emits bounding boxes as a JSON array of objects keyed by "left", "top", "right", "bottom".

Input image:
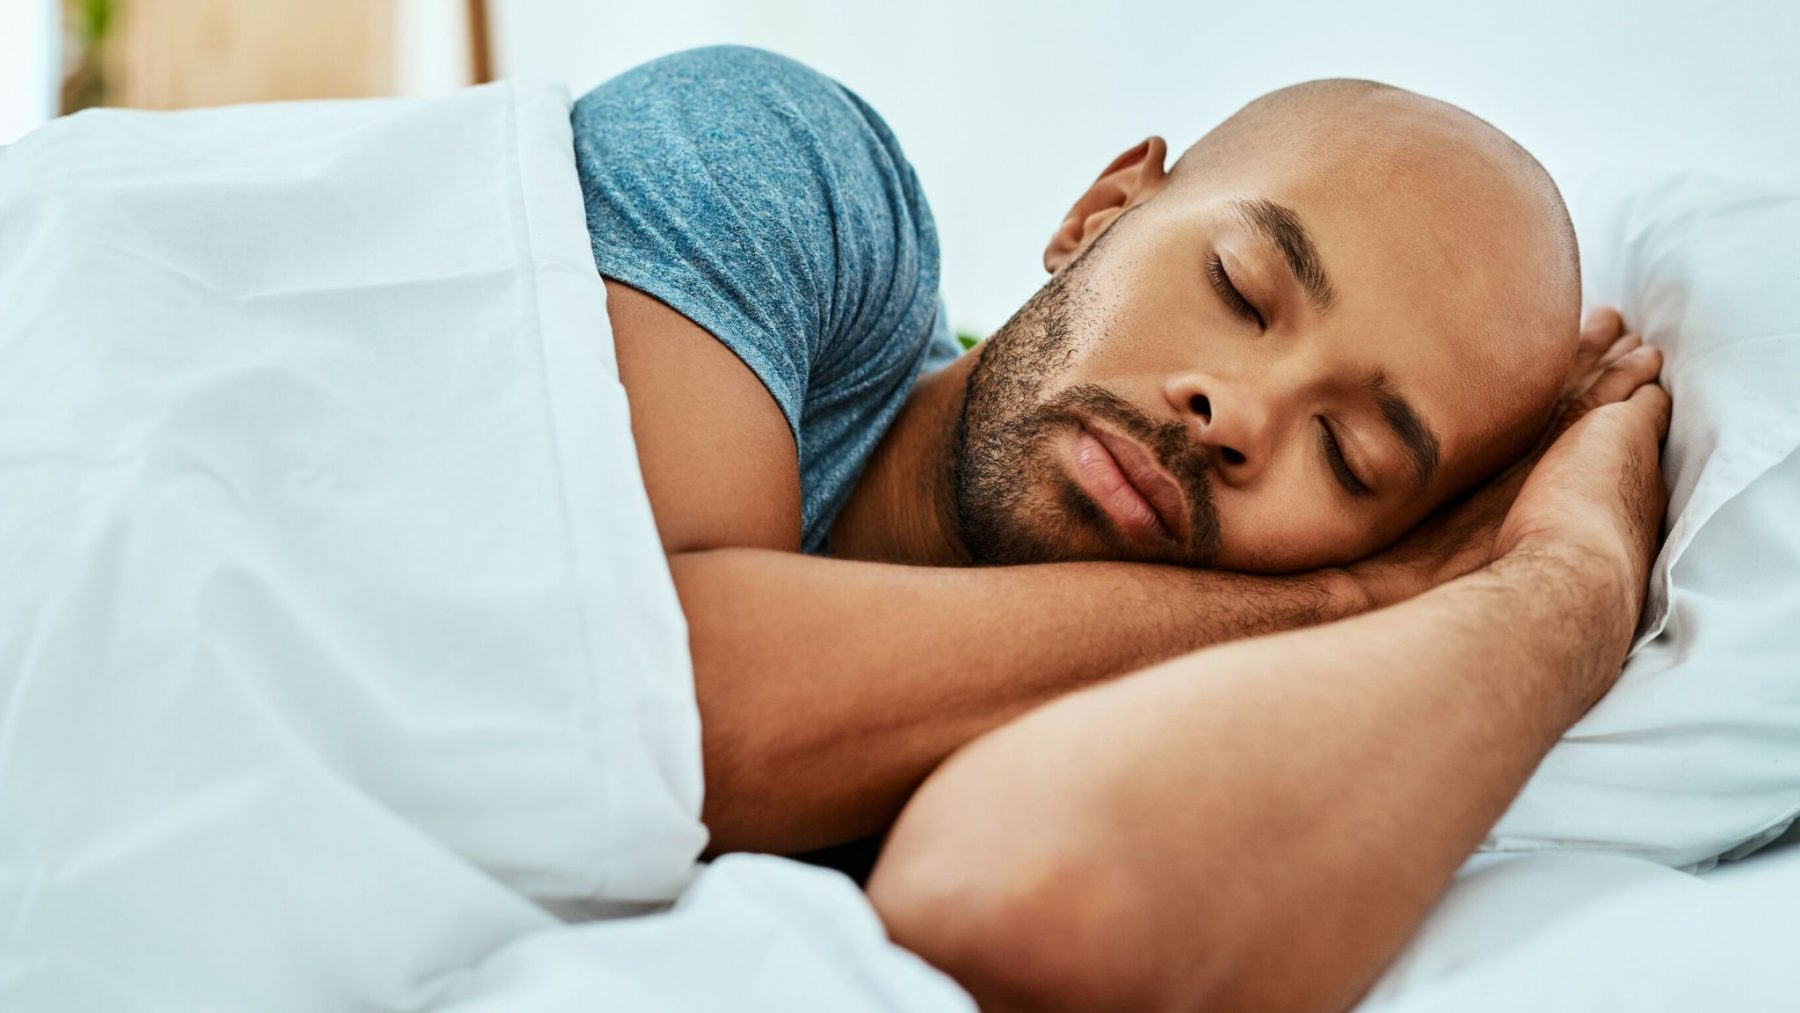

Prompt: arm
[
  {"left": 609, "top": 281, "right": 1372, "bottom": 854},
  {"left": 620, "top": 283, "right": 1636, "bottom": 856},
  {"left": 588, "top": 48, "right": 1559, "bottom": 856},
  {"left": 866, "top": 367, "right": 1671, "bottom": 1010},
  {"left": 680, "top": 546, "right": 1362, "bottom": 854}
]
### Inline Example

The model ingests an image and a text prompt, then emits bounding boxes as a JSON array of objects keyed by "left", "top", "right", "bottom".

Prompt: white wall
[
  {"left": 0, "top": 0, "right": 58, "bottom": 144},
  {"left": 395, "top": 0, "right": 473, "bottom": 97},
  {"left": 493, "top": 0, "right": 1800, "bottom": 334}
]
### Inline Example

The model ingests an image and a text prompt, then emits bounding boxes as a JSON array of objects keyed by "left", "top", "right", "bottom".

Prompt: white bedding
[
  {"left": 1476, "top": 169, "right": 1800, "bottom": 869},
  {"left": 0, "top": 82, "right": 968, "bottom": 1011},
  {"left": 1360, "top": 841, "right": 1800, "bottom": 1012},
  {"left": 1365, "top": 447, "right": 1800, "bottom": 1009},
  {"left": 3, "top": 76, "right": 1795, "bottom": 1013}
]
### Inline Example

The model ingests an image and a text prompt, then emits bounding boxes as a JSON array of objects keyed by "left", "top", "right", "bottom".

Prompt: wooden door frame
[{"left": 467, "top": 0, "right": 493, "bottom": 83}]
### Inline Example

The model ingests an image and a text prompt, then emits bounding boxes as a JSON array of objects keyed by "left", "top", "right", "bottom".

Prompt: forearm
[
  {"left": 869, "top": 544, "right": 1634, "bottom": 1012},
  {"left": 672, "top": 547, "right": 1367, "bottom": 854}
]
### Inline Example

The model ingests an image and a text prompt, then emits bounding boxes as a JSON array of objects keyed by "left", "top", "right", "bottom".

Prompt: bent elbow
[{"left": 870, "top": 845, "right": 1203, "bottom": 1012}]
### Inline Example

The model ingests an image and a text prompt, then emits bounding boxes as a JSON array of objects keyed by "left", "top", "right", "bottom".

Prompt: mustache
[{"left": 1040, "top": 384, "right": 1222, "bottom": 562}]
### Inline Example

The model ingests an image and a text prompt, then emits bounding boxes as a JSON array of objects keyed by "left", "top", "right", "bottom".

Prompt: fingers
[
  {"left": 1563, "top": 331, "right": 1642, "bottom": 406},
  {"left": 1573, "top": 306, "right": 1626, "bottom": 374},
  {"left": 1626, "top": 380, "right": 1673, "bottom": 439},
  {"left": 1580, "top": 344, "right": 1662, "bottom": 410},
  {"left": 1546, "top": 309, "right": 1650, "bottom": 446},
  {"left": 1596, "top": 332, "right": 1643, "bottom": 370},
  {"left": 1582, "top": 305, "right": 1625, "bottom": 343}
]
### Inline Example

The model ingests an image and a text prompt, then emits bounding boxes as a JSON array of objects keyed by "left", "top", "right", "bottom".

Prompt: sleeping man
[{"left": 577, "top": 47, "right": 1670, "bottom": 1010}]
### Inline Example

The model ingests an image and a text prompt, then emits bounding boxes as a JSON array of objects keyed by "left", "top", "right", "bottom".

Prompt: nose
[{"left": 1164, "top": 373, "right": 1273, "bottom": 484}]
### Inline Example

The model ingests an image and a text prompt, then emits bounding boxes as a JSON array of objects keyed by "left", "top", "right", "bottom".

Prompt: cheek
[
  {"left": 1062, "top": 289, "right": 1217, "bottom": 380},
  {"left": 1210, "top": 483, "right": 1375, "bottom": 573}
]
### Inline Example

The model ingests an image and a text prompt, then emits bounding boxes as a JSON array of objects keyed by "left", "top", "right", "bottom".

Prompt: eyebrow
[
  {"left": 1363, "top": 370, "right": 1441, "bottom": 492},
  {"left": 1228, "top": 197, "right": 1338, "bottom": 313}
]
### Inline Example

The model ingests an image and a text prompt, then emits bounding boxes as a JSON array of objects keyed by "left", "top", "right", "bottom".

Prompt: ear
[{"left": 1043, "top": 136, "right": 1170, "bottom": 274}]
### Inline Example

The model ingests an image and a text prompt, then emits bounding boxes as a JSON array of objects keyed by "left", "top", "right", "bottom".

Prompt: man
[{"left": 577, "top": 46, "right": 1668, "bottom": 1007}]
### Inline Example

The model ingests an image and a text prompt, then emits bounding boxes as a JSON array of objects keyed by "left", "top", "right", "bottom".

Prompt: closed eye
[
  {"left": 1319, "top": 420, "right": 1373, "bottom": 498},
  {"left": 1206, "top": 253, "right": 1265, "bottom": 329}
]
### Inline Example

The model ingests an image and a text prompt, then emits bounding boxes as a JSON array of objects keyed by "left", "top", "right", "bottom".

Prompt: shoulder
[
  {"left": 573, "top": 45, "right": 942, "bottom": 390},
  {"left": 573, "top": 46, "right": 902, "bottom": 161},
  {"left": 575, "top": 48, "right": 948, "bottom": 551},
  {"left": 611, "top": 45, "right": 842, "bottom": 94},
  {"left": 572, "top": 47, "right": 929, "bottom": 258}
]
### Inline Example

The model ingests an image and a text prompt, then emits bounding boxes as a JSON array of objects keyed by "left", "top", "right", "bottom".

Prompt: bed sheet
[
  {"left": 0, "top": 80, "right": 970, "bottom": 1012},
  {"left": 1361, "top": 843, "right": 1800, "bottom": 1011}
]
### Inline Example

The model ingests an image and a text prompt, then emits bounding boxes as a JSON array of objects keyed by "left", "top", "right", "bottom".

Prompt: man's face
[{"left": 952, "top": 109, "right": 1571, "bottom": 573}]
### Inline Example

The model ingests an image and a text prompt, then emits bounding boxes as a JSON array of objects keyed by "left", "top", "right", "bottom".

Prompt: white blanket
[
  {"left": 0, "top": 82, "right": 968, "bottom": 1011},
  {"left": 1361, "top": 835, "right": 1800, "bottom": 1011}
]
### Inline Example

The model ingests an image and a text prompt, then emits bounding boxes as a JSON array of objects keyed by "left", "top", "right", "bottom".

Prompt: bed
[{"left": 1, "top": 77, "right": 1797, "bottom": 1012}]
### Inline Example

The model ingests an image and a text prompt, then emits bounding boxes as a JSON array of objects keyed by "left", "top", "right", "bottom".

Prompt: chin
[
  {"left": 998, "top": 506, "right": 1190, "bottom": 568},
  {"left": 958, "top": 489, "right": 1105, "bottom": 566}
]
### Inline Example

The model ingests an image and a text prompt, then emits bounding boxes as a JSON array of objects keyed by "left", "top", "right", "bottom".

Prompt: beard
[{"left": 950, "top": 231, "right": 1222, "bottom": 566}]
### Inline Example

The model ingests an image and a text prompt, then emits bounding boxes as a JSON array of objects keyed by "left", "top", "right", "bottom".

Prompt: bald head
[
  {"left": 951, "top": 77, "right": 1590, "bottom": 572},
  {"left": 1173, "top": 79, "right": 1582, "bottom": 463},
  {"left": 1175, "top": 78, "right": 1576, "bottom": 266}
]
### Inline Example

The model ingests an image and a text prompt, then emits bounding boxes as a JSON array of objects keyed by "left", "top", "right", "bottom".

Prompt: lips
[{"left": 1071, "top": 423, "right": 1189, "bottom": 543}]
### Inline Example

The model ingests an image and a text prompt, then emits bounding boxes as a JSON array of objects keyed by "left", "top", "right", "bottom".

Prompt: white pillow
[{"left": 1478, "top": 171, "right": 1800, "bottom": 869}]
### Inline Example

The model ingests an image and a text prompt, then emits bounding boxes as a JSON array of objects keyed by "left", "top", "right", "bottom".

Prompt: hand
[
  {"left": 1348, "top": 307, "right": 1661, "bottom": 608},
  {"left": 1535, "top": 306, "right": 1657, "bottom": 453},
  {"left": 1494, "top": 377, "right": 1672, "bottom": 614}
]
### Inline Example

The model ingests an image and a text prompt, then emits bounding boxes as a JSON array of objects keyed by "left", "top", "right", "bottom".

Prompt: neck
[{"left": 828, "top": 350, "right": 979, "bottom": 566}]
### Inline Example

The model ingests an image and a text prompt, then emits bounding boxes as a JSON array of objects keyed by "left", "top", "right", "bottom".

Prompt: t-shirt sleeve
[{"left": 570, "top": 46, "right": 943, "bottom": 445}]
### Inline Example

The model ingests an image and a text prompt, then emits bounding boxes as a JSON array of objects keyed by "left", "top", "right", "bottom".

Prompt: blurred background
[{"left": 2, "top": 0, "right": 1796, "bottom": 336}]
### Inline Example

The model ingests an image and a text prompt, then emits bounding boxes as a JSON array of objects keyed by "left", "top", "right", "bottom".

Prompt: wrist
[
  {"left": 1340, "top": 557, "right": 1423, "bottom": 612},
  {"left": 1326, "top": 563, "right": 1383, "bottom": 615},
  {"left": 1501, "top": 526, "right": 1639, "bottom": 615},
  {"left": 1487, "top": 539, "right": 1641, "bottom": 715}
]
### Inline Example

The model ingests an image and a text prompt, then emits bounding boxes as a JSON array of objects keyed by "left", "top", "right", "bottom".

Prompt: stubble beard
[{"left": 950, "top": 237, "right": 1222, "bottom": 566}]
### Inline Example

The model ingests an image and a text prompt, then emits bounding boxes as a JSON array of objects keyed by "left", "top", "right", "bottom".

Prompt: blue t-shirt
[{"left": 571, "top": 46, "right": 959, "bottom": 553}]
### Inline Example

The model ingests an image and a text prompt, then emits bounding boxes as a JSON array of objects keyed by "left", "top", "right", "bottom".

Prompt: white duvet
[{"left": 0, "top": 82, "right": 968, "bottom": 1011}]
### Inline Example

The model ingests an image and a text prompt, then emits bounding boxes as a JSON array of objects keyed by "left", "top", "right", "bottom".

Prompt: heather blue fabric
[{"left": 572, "top": 46, "right": 959, "bottom": 553}]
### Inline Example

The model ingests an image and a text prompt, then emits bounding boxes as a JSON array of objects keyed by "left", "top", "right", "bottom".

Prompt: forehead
[
  {"left": 1192, "top": 93, "right": 1551, "bottom": 333},
  {"left": 1178, "top": 165, "right": 1540, "bottom": 491}
]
